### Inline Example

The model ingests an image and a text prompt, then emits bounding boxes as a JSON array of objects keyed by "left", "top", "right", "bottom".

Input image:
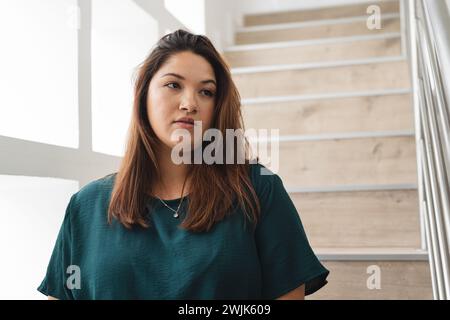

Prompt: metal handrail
[{"left": 405, "top": 0, "right": 450, "bottom": 300}]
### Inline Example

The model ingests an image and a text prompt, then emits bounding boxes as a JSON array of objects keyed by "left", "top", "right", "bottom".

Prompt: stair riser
[
  {"left": 226, "top": 37, "right": 401, "bottom": 67},
  {"left": 259, "top": 136, "right": 418, "bottom": 187},
  {"left": 237, "top": 18, "right": 400, "bottom": 45},
  {"left": 292, "top": 190, "right": 421, "bottom": 248},
  {"left": 242, "top": 94, "right": 413, "bottom": 135},
  {"left": 310, "top": 260, "right": 432, "bottom": 299},
  {"left": 244, "top": 1, "right": 399, "bottom": 26},
  {"left": 233, "top": 61, "right": 410, "bottom": 99}
]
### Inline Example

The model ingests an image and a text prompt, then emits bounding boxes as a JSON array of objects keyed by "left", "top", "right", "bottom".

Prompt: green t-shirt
[{"left": 37, "top": 163, "right": 329, "bottom": 299}]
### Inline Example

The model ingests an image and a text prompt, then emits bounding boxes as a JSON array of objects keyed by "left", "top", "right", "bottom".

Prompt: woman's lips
[{"left": 174, "top": 121, "right": 194, "bottom": 129}]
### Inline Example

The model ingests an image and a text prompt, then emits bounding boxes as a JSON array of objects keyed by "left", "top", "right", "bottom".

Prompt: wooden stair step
[
  {"left": 244, "top": 1, "right": 399, "bottom": 26},
  {"left": 232, "top": 59, "right": 410, "bottom": 99},
  {"left": 242, "top": 93, "right": 413, "bottom": 135},
  {"left": 267, "top": 135, "right": 418, "bottom": 187},
  {"left": 225, "top": 35, "right": 401, "bottom": 67},
  {"left": 237, "top": 16, "right": 400, "bottom": 45},
  {"left": 292, "top": 189, "right": 420, "bottom": 248}
]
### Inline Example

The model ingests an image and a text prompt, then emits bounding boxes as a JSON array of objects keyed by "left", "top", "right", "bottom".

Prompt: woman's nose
[{"left": 180, "top": 98, "right": 197, "bottom": 113}]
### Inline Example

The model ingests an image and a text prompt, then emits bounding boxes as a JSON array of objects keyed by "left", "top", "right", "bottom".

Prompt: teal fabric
[{"left": 37, "top": 163, "right": 329, "bottom": 300}]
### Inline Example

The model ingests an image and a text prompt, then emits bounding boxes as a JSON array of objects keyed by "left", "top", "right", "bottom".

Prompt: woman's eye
[
  {"left": 202, "top": 90, "right": 215, "bottom": 97},
  {"left": 166, "top": 83, "right": 214, "bottom": 97},
  {"left": 166, "top": 82, "right": 179, "bottom": 89}
]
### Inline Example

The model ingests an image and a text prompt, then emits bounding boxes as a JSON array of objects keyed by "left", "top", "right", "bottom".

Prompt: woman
[{"left": 38, "top": 29, "right": 329, "bottom": 300}]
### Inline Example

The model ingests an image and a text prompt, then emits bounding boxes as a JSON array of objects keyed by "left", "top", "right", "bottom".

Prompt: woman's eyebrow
[{"left": 160, "top": 72, "right": 216, "bottom": 86}]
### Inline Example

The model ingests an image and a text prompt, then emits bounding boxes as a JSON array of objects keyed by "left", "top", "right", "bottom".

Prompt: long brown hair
[{"left": 107, "top": 29, "right": 260, "bottom": 233}]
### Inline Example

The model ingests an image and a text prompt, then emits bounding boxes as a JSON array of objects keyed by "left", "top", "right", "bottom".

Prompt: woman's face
[{"left": 147, "top": 51, "right": 216, "bottom": 151}]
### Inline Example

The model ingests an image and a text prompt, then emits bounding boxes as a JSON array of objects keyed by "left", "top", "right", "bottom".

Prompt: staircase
[{"left": 222, "top": 0, "right": 433, "bottom": 299}]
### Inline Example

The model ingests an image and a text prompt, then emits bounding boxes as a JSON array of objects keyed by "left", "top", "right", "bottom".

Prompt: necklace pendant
[{"left": 173, "top": 212, "right": 179, "bottom": 218}]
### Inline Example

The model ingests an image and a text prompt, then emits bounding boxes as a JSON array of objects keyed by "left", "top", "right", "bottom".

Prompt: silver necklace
[
  {"left": 153, "top": 175, "right": 188, "bottom": 219},
  {"left": 155, "top": 195, "right": 185, "bottom": 218}
]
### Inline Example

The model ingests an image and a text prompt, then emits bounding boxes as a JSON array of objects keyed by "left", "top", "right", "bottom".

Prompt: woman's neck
[{"left": 153, "top": 144, "right": 191, "bottom": 200}]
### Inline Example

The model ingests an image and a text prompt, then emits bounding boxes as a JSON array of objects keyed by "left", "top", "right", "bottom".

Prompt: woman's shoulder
[
  {"left": 248, "top": 162, "right": 283, "bottom": 197},
  {"left": 70, "top": 172, "right": 117, "bottom": 212}
]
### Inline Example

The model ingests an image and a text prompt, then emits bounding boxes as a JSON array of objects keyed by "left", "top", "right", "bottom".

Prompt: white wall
[
  {"left": 165, "top": 0, "right": 205, "bottom": 34},
  {"left": 157, "top": 0, "right": 237, "bottom": 55},
  {"left": 204, "top": 0, "right": 240, "bottom": 53}
]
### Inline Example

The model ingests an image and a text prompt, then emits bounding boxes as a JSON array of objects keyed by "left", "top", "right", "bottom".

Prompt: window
[
  {"left": 0, "top": 0, "right": 79, "bottom": 148},
  {"left": 0, "top": 0, "right": 159, "bottom": 299},
  {"left": 0, "top": 175, "right": 79, "bottom": 299},
  {"left": 91, "top": 0, "right": 158, "bottom": 156}
]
